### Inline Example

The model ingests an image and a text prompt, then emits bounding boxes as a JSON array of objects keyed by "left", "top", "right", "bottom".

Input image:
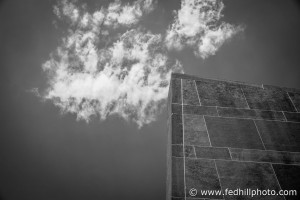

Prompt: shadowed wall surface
[{"left": 167, "top": 73, "right": 300, "bottom": 200}]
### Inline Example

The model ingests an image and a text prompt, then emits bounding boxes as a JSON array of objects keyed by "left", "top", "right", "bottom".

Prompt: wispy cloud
[
  {"left": 53, "top": 0, "right": 155, "bottom": 28},
  {"left": 165, "top": 0, "right": 244, "bottom": 59},
  {"left": 40, "top": 0, "right": 242, "bottom": 127},
  {"left": 42, "top": 0, "right": 182, "bottom": 127}
]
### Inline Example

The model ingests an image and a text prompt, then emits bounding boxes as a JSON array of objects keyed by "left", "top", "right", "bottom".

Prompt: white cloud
[
  {"left": 42, "top": 0, "right": 242, "bottom": 127},
  {"left": 42, "top": 0, "right": 182, "bottom": 127},
  {"left": 54, "top": 0, "right": 155, "bottom": 28},
  {"left": 165, "top": 0, "right": 244, "bottom": 59},
  {"left": 53, "top": 0, "right": 79, "bottom": 23},
  {"left": 104, "top": 0, "right": 154, "bottom": 27}
]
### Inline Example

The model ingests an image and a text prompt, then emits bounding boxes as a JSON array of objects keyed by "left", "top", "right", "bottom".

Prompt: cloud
[
  {"left": 41, "top": 0, "right": 242, "bottom": 127},
  {"left": 53, "top": 0, "right": 155, "bottom": 28},
  {"left": 165, "top": 0, "right": 244, "bottom": 59},
  {"left": 104, "top": 0, "right": 155, "bottom": 27},
  {"left": 42, "top": 0, "right": 182, "bottom": 127}
]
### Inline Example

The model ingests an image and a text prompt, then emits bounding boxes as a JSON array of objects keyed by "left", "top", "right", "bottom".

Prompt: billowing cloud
[
  {"left": 42, "top": 0, "right": 182, "bottom": 127},
  {"left": 165, "top": 0, "right": 244, "bottom": 59},
  {"left": 104, "top": 0, "right": 154, "bottom": 27},
  {"left": 53, "top": 0, "right": 155, "bottom": 28},
  {"left": 40, "top": 0, "right": 242, "bottom": 127}
]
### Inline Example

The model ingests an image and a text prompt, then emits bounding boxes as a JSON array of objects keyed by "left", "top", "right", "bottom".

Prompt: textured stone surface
[
  {"left": 172, "top": 145, "right": 184, "bottom": 157},
  {"left": 242, "top": 85, "right": 296, "bottom": 112},
  {"left": 185, "top": 158, "right": 222, "bottom": 199},
  {"left": 185, "top": 146, "right": 196, "bottom": 158},
  {"left": 172, "top": 157, "right": 185, "bottom": 197},
  {"left": 172, "top": 114, "right": 183, "bottom": 145},
  {"left": 194, "top": 146, "right": 231, "bottom": 160},
  {"left": 171, "top": 104, "right": 182, "bottom": 115},
  {"left": 264, "top": 84, "right": 300, "bottom": 94},
  {"left": 183, "top": 105, "right": 218, "bottom": 116},
  {"left": 255, "top": 120, "right": 300, "bottom": 152},
  {"left": 184, "top": 115, "right": 210, "bottom": 146},
  {"left": 288, "top": 92, "right": 300, "bottom": 112},
  {"left": 216, "top": 160, "right": 284, "bottom": 200},
  {"left": 184, "top": 129, "right": 211, "bottom": 147},
  {"left": 217, "top": 107, "right": 285, "bottom": 121},
  {"left": 182, "top": 79, "right": 200, "bottom": 106},
  {"left": 167, "top": 73, "right": 300, "bottom": 200},
  {"left": 172, "top": 78, "right": 182, "bottom": 104},
  {"left": 272, "top": 164, "right": 300, "bottom": 200},
  {"left": 172, "top": 145, "right": 196, "bottom": 158},
  {"left": 284, "top": 112, "right": 300, "bottom": 122},
  {"left": 229, "top": 148, "right": 300, "bottom": 165},
  {"left": 175, "top": 73, "right": 264, "bottom": 89},
  {"left": 195, "top": 79, "right": 248, "bottom": 108},
  {"left": 184, "top": 115, "right": 207, "bottom": 132},
  {"left": 205, "top": 117, "right": 264, "bottom": 149}
]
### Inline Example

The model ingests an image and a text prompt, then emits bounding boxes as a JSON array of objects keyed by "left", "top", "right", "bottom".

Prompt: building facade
[{"left": 167, "top": 73, "right": 300, "bottom": 200}]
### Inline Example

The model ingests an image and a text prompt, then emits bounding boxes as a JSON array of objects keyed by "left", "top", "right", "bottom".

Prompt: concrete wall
[{"left": 167, "top": 73, "right": 300, "bottom": 200}]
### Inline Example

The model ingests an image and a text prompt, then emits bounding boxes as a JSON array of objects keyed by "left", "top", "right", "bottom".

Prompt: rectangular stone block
[
  {"left": 229, "top": 148, "right": 300, "bottom": 165},
  {"left": 195, "top": 79, "right": 248, "bottom": 108},
  {"left": 284, "top": 112, "right": 300, "bottom": 122},
  {"left": 184, "top": 115, "right": 207, "bottom": 132},
  {"left": 172, "top": 78, "right": 182, "bottom": 104},
  {"left": 183, "top": 105, "right": 218, "bottom": 116},
  {"left": 184, "top": 115, "right": 210, "bottom": 146},
  {"left": 172, "top": 114, "right": 183, "bottom": 145},
  {"left": 184, "top": 129, "right": 211, "bottom": 147},
  {"left": 272, "top": 164, "right": 300, "bottom": 200},
  {"left": 216, "top": 160, "right": 284, "bottom": 200},
  {"left": 241, "top": 85, "right": 296, "bottom": 112},
  {"left": 194, "top": 146, "right": 231, "bottom": 160},
  {"left": 182, "top": 79, "right": 200, "bottom": 106},
  {"left": 293, "top": 152, "right": 300, "bottom": 164},
  {"left": 171, "top": 104, "right": 182, "bottom": 115},
  {"left": 288, "top": 92, "right": 300, "bottom": 112},
  {"left": 185, "top": 158, "right": 222, "bottom": 199},
  {"left": 264, "top": 84, "right": 300, "bottom": 94},
  {"left": 172, "top": 145, "right": 196, "bottom": 158},
  {"left": 172, "top": 145, "right": 184, "bottom": 157},
  {"left": 172, "top": 157, "right": 185, "bottom": 197},
  {"left": 217, "top": 107, "right": 285, "bottom": 121},
  {"left": 185, "top": 146, "right": 196, "bottom": 158},
  {"left": 255, "top": 120, "right": 300, "bottom": 152},
  {"left": 205, "top": 116, "right": 264, "bottom": 149}
]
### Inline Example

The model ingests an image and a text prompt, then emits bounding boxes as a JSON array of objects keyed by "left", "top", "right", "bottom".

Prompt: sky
[{"left": 0, "top": 0, "right": 300, "bottom": 200}]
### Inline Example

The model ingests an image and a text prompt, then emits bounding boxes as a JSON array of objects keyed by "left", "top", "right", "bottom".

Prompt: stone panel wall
[{"left": 167, "top": 73, "right": 300, "bottom": 200}]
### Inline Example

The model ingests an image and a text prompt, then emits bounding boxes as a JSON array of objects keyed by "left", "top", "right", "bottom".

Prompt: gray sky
[{"left": 0, "top": 0, "right": 300, "bottom": 200}]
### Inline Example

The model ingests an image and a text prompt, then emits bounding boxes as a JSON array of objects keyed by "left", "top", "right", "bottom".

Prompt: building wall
[{"left": 167, "top": 73, "right": 300, "bottom": 200}]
